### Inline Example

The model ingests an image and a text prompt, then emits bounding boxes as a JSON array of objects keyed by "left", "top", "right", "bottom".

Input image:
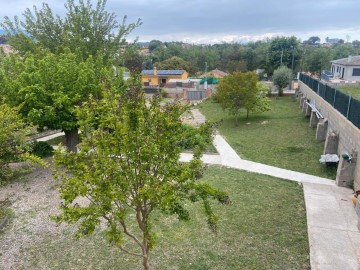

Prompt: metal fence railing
[{"left": 299, "top": 73, "right": 360, "bottom": 129}]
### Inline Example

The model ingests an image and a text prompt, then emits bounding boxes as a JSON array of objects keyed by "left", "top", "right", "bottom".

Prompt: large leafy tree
[
  {"left": 1, "top": 0, "right": 141, "bottom": 61},
  {"left": 268, "top": 36, "right": 300, "bottom": 74},
  {"left": 303, "top": 36, "right": 320, "bottom": 45},
  {"left": 120, "top": 44, "right": 145, "bottom": 73},
  {"left": 0, "top": 0, "right": 139, "bottom": 151},
  {"left": 154, "top": 56, "right": 191, "bottom": 72},
  {"left": 148, "top": 40, "right": 163, "bottom": 52},
  {"left": 216, "top": 71, "right": 270, "bottom": 124},
  {"left": 272, "top": 66, "right": 293, "bottom": 96},
  {"left": 53, "top": 78, "right": 229, "bottom": 270},
  {"left": 0, "top": 50, "right": 120, "bottom": 152},
  {"left": 304, "top": 47, "right": 333, "bottom": 74}
]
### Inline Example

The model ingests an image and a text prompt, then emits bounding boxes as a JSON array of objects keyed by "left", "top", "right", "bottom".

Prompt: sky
[{"left": 0, "top": 0, "right": 360, "bottom": 44}]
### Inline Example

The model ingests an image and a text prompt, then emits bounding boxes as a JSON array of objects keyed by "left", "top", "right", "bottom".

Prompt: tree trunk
[
  {"left": 143, "top": 255, "right": 150, "bottom": 270},
  {"left": 64, "top": 129, "right": 79, "bottom": 152},
  {"left": 246, "top": 110, "right": 249, "bottom": 119}
]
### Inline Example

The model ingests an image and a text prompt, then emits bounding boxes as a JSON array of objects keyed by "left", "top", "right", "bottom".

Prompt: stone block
[
  {"left": 324, "top": 132, "right": 339, "bottom": 154},
  {"left": 301, "top": 98, "right": 307, "bottom": 113},
  {"left": 299, "top": 96, "right": 306, "bottom": 108},
  {"left": 316, "top": 118, "right": 328, "bottom": 141},
  {"left": 310, "top": 111, "right": 319, "bottom": 128},
  {"left": 336, "top": 152, "right": 357, "bottom": 188},
  {"left": 305, "top": 103, "right": 312, "bottom": 117}
]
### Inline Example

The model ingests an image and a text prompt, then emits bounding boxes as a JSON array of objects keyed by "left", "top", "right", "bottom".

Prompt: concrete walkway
[
  {"left": 36, "top": 132, "right": 65, "bottom": 142},
  {"left": 181, "top": 134, "right": 360, "bottom": 270}
]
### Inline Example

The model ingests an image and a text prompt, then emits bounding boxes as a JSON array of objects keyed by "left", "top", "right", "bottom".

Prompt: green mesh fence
[
  {"left": 319, "top": 83, "right": 326, "bottom": 98},
  {"left": 348, "top": 98, "right": 360, "bottom": 129},
  {"left": 299, "top": 74, "right": 360, "bottom": 129},
  {"left": 312, "top": 80, "right": 319, "bottom": 93},
  {"left": 334, "top": 90, "right": 350, "bottom": 116},
  {"left": 324, "top": 85, "right": 335, "bottom": 104}
]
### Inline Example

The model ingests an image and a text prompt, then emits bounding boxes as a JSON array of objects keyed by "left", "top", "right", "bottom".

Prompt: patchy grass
[
  {"left": 46, "top": 135, "right": 66, "bottom": 146},
  {"left": 0, "top": 200, "right": 13, "bottom": 232},
  {"left": 336, "top": 85, "right": 360, "bottom": 100},
  {"left": 13, "top": 167, "right": 309, "bottom": 269},
  {"left": 198, "top": 97, "right": 336, "bottom": 179}
]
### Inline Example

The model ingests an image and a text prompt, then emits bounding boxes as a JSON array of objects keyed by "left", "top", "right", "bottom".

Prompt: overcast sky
[{"left": 1, "top": 0, "right": 360, "bottom": 44}]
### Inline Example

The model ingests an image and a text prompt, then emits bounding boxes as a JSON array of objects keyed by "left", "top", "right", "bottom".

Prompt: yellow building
[{"left": 141, "top": 68, "right": 189, "bottom": 86}]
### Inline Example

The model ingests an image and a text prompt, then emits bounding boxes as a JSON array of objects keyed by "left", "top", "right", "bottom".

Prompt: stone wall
[{"left": 299, "top": 81, "right": 360, "bottom": 189}]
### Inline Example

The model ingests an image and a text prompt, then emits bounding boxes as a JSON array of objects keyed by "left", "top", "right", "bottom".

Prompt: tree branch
[
  {"left": 119, "top": 221, "right": 143, "bottom": 248},
  {"left": 118, "top": 245, "right": 145, "bottom": 258}
]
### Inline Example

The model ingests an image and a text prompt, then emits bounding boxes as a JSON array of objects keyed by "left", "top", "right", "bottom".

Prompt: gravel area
[
  {"left": 181, "top": 109, "right": 206, "bottom": 126},
  {"left": 0, "top": 163, "right": 70, "bottom": 270}
]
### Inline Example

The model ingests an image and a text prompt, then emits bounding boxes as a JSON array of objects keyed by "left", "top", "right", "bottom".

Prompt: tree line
[{"left": 122, "top": 37, "right": 360, "bottom": 77}]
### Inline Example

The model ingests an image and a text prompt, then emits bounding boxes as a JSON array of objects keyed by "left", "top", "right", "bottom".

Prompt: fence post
[
  {"left": 333, "top": 89, "right": 337, "bottom": 107},
  {"left": 317, "top": 82, "right": 320, "bottom": 95},
  {"left": 346, "top": 95, "right": 352, "bottom": 119}
]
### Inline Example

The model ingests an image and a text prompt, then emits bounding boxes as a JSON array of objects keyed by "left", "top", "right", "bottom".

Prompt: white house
[{"left": 330, "top": 55, "right": 360, "bottom": 81}]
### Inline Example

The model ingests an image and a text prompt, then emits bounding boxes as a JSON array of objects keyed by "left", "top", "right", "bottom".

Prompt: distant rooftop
[
  {"left": 331, "top": 55, "right": 360, "bottom": 66},
  {"left": 141, "top": 70, "right": 186, "bottom": 76},
  {"left": 199, "top": 68, "right": 228, "bottom": 78},
  {"left": 0, "top": 44, "right": 13, "bottom": 55}
]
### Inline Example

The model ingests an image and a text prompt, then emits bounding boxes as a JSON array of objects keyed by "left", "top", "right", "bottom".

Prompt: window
[{"left": 352, "top": 68, "right": 360, "bottom": 76}]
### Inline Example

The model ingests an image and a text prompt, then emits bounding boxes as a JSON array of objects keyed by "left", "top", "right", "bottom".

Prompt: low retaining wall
[{"left": 299, "top": 81, "right": 360, "bottom": 189}]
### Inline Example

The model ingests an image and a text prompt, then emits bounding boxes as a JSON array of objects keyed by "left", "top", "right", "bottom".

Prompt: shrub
[
  {"left": 272, "top": 66, "right": 292, "bottom": 96},
  {"left": 0, "top": 104, "right": 31, "bottom": 183},
  {"left": 178, "top": 124, "right": 213, "bottom": 150},
  {"left": 30, "top": 141, "right": 54, "bottom": 157}
]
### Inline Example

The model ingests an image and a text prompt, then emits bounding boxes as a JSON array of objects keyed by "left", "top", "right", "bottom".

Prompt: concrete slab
[
  {"left": 180, "top": 153, "right": 222, "bottom": 165},
  {"left": 309, "top": 227, "right": 359, "bottom": 270},
  {"left": 303, "top": 182, "right": 360, "bottom": 269},
  {"left": 347, "top": 231, "right": 360, "bottom": 262},
  {"left": 304, "top": 193, "right": 349, "bottom": 230}
]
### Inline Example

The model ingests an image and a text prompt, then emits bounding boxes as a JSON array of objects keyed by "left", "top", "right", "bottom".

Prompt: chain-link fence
[{"left": 299, "top": 73, "right": 360, "bottom": 129}]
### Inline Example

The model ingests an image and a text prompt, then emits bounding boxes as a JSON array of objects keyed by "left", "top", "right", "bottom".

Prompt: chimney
[
  {"left": 348, "top": 55, "right": 352, "bottom": 62},
  {"left": 153, "top": 66, "right": 157, "bottom": 75}
]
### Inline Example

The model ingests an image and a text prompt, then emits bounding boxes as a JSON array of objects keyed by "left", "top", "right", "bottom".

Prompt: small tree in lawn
[
  {"left": 53, "top": 77, "right": 229, "bottom": 270},
  {"left": 216, "top": 71, "right": 270, "bottom": 125},
  {"left": 272, "top": 66, "right": 293, "bottom": 96}
]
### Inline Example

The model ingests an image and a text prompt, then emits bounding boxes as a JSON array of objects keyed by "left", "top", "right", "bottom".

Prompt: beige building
[{"left": 330, "top": 55, "right": 360, "bottom": 82}]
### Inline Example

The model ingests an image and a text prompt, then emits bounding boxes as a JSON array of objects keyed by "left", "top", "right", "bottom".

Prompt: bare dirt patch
[{"left": 0, "top": 163, "right": 71, "bottom": 270}]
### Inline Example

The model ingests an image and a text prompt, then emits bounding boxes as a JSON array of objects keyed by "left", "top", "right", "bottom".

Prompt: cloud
[{"left": 1, "top": 0, "right": 360, "bottom": 43}]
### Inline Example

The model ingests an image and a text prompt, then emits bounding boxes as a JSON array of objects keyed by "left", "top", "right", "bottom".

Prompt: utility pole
[
  {"left": 204, "top": 62, "right": 208, "bottom": 90},
  {"left": 289, "top": 46, "right": 294, "bottom": 90}
]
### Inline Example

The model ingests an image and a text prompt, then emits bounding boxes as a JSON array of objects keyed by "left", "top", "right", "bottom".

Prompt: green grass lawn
[
  {"left": 17, "top": 166, "right": 310, "bottom": 269},
  {"left": 46, "top": 135, "right": 66, "bottom": 146},
  {"left": 337, "top": 85, "right": 360, "bottom": 100},
  {"left": 198, "top": 97, "right": 336, "bottom": 179}
]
